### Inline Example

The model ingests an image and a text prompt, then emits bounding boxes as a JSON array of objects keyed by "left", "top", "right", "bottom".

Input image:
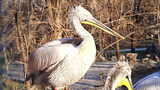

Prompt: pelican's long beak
[
  {"left": 81, "top": 18, "right": 125, "bottom": 39},
  {"left": 116, "top": 77, "right": 133, "bottom": 90}
]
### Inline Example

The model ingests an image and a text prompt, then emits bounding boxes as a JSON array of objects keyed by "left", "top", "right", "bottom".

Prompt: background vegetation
[{"left": 0, "top": 0, "right": 159, "bottom": 62}]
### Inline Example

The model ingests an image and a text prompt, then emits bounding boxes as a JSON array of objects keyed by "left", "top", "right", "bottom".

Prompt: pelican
[
  {"left": 27, "top": 6, "right": 124, "bottom": 90},
  {"left": 102, "top": 61, "right": 160, "bottom": 90},
  {"left": 104, "top": 61, "right": 133, "bottom": 90}
]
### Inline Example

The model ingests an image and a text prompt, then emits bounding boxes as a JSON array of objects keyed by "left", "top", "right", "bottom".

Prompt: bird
[
  {"left": 103, "top": 61, "right": 133, "bottom": 90},
  {"left": 134, "top": 71, "right": 160, "bottom": 90},
  {"left": 102, "top": 60, "right": 160, "bottom": 90},
  {"left": 26, "top": 5, "right": 124, "bottom": 90}
]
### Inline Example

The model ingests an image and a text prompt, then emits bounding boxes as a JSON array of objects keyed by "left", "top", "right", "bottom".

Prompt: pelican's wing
[
  {"left": 28, "top": 39, "right": 79, "bottom": 74},
  {"left": 134, "top": 71, "right": 160, "bottom": 90}
]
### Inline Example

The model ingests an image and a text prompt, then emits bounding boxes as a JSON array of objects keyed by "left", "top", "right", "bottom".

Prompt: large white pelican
[{"left": 27, "top": 6, "right": 124, "bottom": 90}]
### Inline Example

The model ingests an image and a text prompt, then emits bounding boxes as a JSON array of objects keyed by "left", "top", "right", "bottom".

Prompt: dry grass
[{"left": 0, "top": 0, "right": 159, "bottom": 62}]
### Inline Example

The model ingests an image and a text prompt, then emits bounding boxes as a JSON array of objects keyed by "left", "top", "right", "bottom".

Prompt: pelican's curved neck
[{"left": 71, "top": 17, "right": 93, "bottom": 39}]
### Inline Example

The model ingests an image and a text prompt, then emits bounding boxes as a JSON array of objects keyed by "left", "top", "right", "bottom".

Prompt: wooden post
[
  {"left": 115, "top": 38, "right": 120, "bottom": 60},
  {"left": 130, "top": 0, "right": 142, "bottom": 53},
  {"left": 131, "top": 34, "right": 135, "bottom": 53}
]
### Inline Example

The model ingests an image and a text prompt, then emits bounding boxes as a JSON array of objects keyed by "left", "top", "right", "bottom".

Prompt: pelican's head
[
  {"left": 69, "top": 5, "right": 125, "bottom": 39},
  {"left": 105, "top": 61, "right": 133, "bottom": 90}
]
